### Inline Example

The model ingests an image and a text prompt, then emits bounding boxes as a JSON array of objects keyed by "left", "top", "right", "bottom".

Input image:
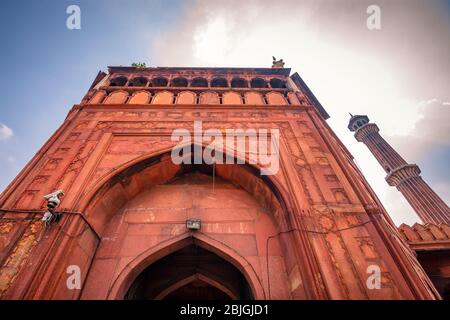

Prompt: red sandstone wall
[
  {"left": 0, "top": 68, "right": 439, "bottom": 300},
  {"left": 81, "top": 172, "right": 290, "bottom": 299}
]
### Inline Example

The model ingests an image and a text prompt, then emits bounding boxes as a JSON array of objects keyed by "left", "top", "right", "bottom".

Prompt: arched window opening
[
  {"left": 191, "top": 77, "right": 208, "bottom": 87},
  {"left": 231, "top": 78, "right": 248, "bottom": 88},
  {"left": 211, "top": 78, "right": 228, "bottom": 88},
  {"left": 270, "top": 78, "right": 286, "bottom": 89},
  {"left": 128, "top": 77, "right": 148, "bottom": 87},
  {"left": 171, "top": 77, "right": 189, "bottom": 87},
  {"left": 250, "top": 78, "right": 267, "bottom": 89},
  {"left": 110, "top": 76, "right": 128, "bottom": 87},
  {"left": 152, "top": 77, "right": 169, "bottom": 87}
]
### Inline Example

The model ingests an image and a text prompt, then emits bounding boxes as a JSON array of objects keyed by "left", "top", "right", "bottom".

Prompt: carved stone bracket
[{"left": 385, "top": 164, "right": 421, "bottom": 187}]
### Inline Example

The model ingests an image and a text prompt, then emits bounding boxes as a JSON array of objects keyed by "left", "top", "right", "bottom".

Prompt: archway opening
[
  {"left": 110, "top": 76, "right": 128, "bottom": 87},
  {"left": 124, "top": 243, "right": 253, "bottom": 300},
  {"left": 231, "top": 78, "right": 248, "bottom": 88},
  {"left": 211, "top": 77, "right": 228, "bottom": 87},
  {"left": 270, "top": 78, "right": 286, "bottom": 89},
  {"left": 81, "top": 146, "right": 296, "bottom": 300},
  {"left": 250, "top": 78, "right": 267, "bottom": 88},
  {"left": 171, "top": 77, "right": 189, "bottom": 87},
  {"left": 191, "top": 77, "right": 208, "bottom": 87},
  {"left": 152, "top": 77, "right": 169, "bottom": 87},
  {"left": 129, "top": 77, "right": 148, "bottom": 87}
]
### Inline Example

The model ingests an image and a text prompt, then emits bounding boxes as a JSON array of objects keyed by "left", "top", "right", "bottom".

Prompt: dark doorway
[
  {"left": 164, "top": 279, "right": 232, "bottom": 300},
  {"left": 125, "top": 244, "right": 253, "bottom": 300}
]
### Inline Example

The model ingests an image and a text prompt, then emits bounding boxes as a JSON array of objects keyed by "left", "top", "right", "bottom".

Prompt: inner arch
[
  {"left": 81, "top": 150, "right": 296, "bottom": 300},
  {"left": 125, "top": 244, "right": 252, "bottom": 300},
  {"left": 83, "top": 147, "right": 291, "bottom": 236}
]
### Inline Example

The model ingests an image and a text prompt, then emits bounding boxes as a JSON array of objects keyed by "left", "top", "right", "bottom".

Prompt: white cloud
[
  {"left": 0, "top": 123, "right": 13, "bottom": 141},
  {"left": 150, "top": 0, "right": 450, "bottom": 225},
  {"left": 388, "top": 99, "right": 450, "bottom": 160},
  {"left": 194, "top": 17, "right": 232, "bottom": 64}
]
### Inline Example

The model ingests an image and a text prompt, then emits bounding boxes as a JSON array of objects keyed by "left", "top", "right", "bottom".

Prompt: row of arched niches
[
  {"left": 88, "top": 89, "right": 305, "bottom": 106},
  {"left": 87, "top": 74, "right": 307, "bottom": 106},
  {"left": 109, "top": 75, "right": 287, "bottom": 89}
]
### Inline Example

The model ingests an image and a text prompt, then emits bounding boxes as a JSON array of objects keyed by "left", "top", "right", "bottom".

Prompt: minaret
[{"left": 348, "top": 114, "right": 450, "bottom": 224}]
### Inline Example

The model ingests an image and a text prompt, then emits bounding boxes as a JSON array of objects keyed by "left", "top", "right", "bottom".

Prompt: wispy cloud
[
  {"left": 150, "top": 0, "right": 450, "bottom": 225},
  {"left": 0, "top": 123, "right": 13, "bottom": 141},
  {"left": 390, "top": 99, "right": 450, "bottom": 160}
]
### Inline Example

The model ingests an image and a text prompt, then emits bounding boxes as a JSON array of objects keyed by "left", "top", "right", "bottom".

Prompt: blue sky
[
  {"left": 0, "top": 0, "right": 449, "bottom": 225},
  {"left": 0, "top": 0, "right": 185, "bottom": 188}
]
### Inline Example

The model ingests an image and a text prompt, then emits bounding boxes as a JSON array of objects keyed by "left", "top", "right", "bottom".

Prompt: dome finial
[{"left": 272, "top": 56, "right": 285, "bottom": 68}]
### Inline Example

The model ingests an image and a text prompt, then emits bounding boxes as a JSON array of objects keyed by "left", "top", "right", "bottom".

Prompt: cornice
[{"left": 107, "top": 66, "right": 292, "bottom": 77}]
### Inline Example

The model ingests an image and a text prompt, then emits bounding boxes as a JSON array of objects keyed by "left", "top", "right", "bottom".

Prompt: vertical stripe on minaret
[{"left": 348, "top": 114, "right": 450, "bottom": 224}]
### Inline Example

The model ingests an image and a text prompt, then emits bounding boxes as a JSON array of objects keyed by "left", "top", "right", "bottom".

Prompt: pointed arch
[
  {"left": 76, "top": 143, "right": 294, "bottom": 235},
  {"left": 105, "top": 232, "right": 265, "bottom": 299},
  {"left": 76, "top": 144, "right": 322, "bottom": 300}
]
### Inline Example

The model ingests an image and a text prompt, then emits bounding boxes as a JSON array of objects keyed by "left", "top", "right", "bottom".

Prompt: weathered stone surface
[{"left": 0, "top": 66, "right": 442, "bottom": 300}]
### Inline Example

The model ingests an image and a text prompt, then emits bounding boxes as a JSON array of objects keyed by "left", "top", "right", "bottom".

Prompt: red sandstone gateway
[{"left": 0, "top": 65, "right": 448, "bottom": 300}]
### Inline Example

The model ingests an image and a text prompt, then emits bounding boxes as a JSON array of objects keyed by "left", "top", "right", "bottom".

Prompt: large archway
[
  {"left": 124, "top": 242, "right": 253, "bottom": 300},
  {"left": 80, "top": 148, "right": 305, "bottom": 300}
]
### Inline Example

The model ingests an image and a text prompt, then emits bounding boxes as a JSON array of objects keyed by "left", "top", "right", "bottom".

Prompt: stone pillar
[{"left": 348, "top": 114, "right": 450, "bottom": 224}]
